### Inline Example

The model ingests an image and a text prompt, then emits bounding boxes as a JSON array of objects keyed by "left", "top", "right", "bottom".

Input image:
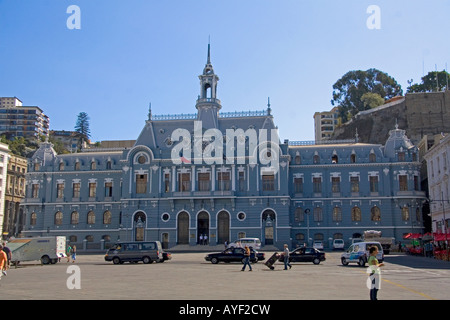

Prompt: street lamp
[{"left": 305, "top": 208, "right": 311, "bottom": 246}]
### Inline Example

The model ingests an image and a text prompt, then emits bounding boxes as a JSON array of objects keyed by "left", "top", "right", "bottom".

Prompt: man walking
[
  {"left": 0, "top": 245, "right": 8, "bottom": 280},
  {"left": 241, "top": 246, "right": 252, "bottom": 271},
  {"left": 283, "top": 244, "right": 292, "bottom": 270}
]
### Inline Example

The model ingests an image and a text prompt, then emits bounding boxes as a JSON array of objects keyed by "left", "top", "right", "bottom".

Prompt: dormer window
[{"left": 398, "top": 152, "right": 405, "bottom": 161}]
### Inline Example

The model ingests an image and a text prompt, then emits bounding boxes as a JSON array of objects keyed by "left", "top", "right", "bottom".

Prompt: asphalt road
[{"left": 0, "top": 251, "right": 449, "bottom": 301}]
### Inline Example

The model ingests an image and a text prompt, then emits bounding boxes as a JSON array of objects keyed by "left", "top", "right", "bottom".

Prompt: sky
[{"left": 0, "top": 0, "right": 449, "bottom": 143}]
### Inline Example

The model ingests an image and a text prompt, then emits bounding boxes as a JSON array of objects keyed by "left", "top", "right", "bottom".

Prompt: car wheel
[
  {"left": 341, "top": 257, "right": 349, "bottom": 266},
  {"left": 358, "top": 258, "right": 366, "bottom": 267},
  {"left": 313, "top": 258, "right": 320, "bottom": 265},
  {"left": 211, "top": 257, "right": 219, "bottom": 264},
  {"left": 142, "top": 256, "right": 152, "bottom": 264},
  {"left": 41, "top": 255, "right": 50, "bottom": 265},
  {"left": 112, "top": 257, "right": 121, "bottom": 265}
]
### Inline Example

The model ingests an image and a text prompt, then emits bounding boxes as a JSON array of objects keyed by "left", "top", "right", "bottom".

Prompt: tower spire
[{"left": 207, "top": 35, "right": 211, "bottom": 64}]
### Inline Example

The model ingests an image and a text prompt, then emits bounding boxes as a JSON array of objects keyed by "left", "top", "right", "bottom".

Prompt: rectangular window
[
  {"left": 399, "top": 175, "right": 408, "bottom": 191},
  {"left": 178, "top": 173, "right": 190, "bottom": 192},
  {"left": 414, "top": 175, "right": 419, "bottom": 191},
  {"left": 89, "top": 182, "right": 97, "bottom": 198},
  {"left": 313, "top": 177, "right": 322, "bottom": 193},
  {"left": 262, "top": 174, "right": 275, "bottom": 191},
  {"left": 370, "top": 176, "right": 379, "bottom": 193},
  {"left": 331, "top": 177, "right": 340, "bottom": 193},
  {"left": 32, "top": 184, "right": 39, "bottom": 198},
  {"left": 218, "top": 172, "right": 230, "bottom": 191},
  {"left": 105, "top": 182, "right": 113, "bottom": 197},
  {"left": 57, "top": 183, "right": 64, "bottom": 199},
  {"left": 350, "top": 176, "right": 359, "bottom": 193},
  {"left": 164, "top": 173, "right": 170, "bottom": 193},
  {"left": 73, "top": 182, "right": 80, "bottom": 198},
  {"left": 198, "top": 173, "right": 210, "bottom": 191},
  {"left": 294, "top": 177, "right": 303, "bottom": 193},
  {"left": 136, "top": 174, "right": 147, "bottom": 194},
  {"left": 238, "top": 171, "right": 245, "bottom": 192}
]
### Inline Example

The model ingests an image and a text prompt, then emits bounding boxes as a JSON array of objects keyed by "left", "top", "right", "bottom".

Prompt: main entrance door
[
  {"left": 262, "top": 209, "right": 276, "bottom": 245},
  {"left": 217, "top": 211, "right": 230, "bottom": 245},
  {"left": 177, "top": 211, "right": 189, "bottom": 244},
  {"left": 197, "top": 211, "right": 209, "bottom": 244}
]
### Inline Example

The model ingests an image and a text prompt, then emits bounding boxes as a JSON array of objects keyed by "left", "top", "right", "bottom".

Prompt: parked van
[
  {"left": 332, "top": 239, "right": 345, "bottom": 250},
  {"left": 341, "top": 241, "right": 384, "bottom": 267},
  {"left": 8, "top": 236, "right": 66, "bottom": 265},
  {"left": 104, "top": 241, "right": 163, "bottom": 264},
  {"left": 228, "top": 238, "right": 261, "bottom": 250}
]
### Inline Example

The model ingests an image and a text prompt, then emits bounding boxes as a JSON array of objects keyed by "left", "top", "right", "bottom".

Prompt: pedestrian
[
  {"left": 204, "top": 234, "right": 208, "bottom": 245},
  {"left": 199, "top": 234, "right": 203, "bottom": 245},
  {"left": 283, "top": 244, "right": 292, "bottom": 270},
  {"left": 0, "top": 245, "right": 7, "bottom": 280},
  {"left": 241, "top": 246, "right": 252, "bottom": 271},
  {"left": 224, "top": 240, "right": 228, "bottom": 249},
  {"left": 367, "top": 246, "right": 384, "bottom": 300},
  {"left": 66, "top": 244, "right": 72, "bottom": 263},
  {"left": 2, "top": 242, "right": 11, "bottom": 272},
  {"left": 71, "top": 245, "right": 77, "bottom": 263}
]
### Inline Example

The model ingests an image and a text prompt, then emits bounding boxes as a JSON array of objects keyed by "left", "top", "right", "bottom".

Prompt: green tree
[
  {"left": 74, "top": 112, "right": 91, "bottom": 145},
  {"left": 360, "top": 92, "right": 385, "bottom": 109},
  {"left": 407, "top": 70, "right": 450, "bottom": 93},
  {"left": 331, "top": 68, "right": 403, "bottom": 123}
]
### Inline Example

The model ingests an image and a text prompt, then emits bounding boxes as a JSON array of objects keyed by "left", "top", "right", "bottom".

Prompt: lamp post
[{"left": 305, "top": 208, "right": 311, "bottom": 246}]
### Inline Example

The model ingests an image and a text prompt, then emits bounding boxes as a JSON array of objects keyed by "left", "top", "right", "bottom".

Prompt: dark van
[{"left": 105, "top": 241, "right": 163, "bottom": 264}]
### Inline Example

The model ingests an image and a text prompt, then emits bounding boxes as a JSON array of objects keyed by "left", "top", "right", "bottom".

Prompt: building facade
[
  {"left": 20, "top": 49, "right": 426, "bottom": 249},
  {"left": 0, "top": 97, "right": 50, "bottom": 140},
  {"left": 0, "top": 142, "right": 11, "bottom": 238},
  {"left": 3, "top": 154, "right": 27, "bottom": 238},
  {"left": 423, "top": 134, "right": 450, "bottom": 235}
]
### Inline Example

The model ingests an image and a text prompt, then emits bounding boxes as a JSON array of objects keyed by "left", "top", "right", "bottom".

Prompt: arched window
[
  {"left": 295, "top": 155, "right": 301, "bottom": 164},
  {"left": 55, "top": 211, "right": 63, "bottom": 225},
  {"left": 401, "top": 207, "right": 409, "bottom": 221},
  {"left": 331, "top": 155, "right": 338, "bottom": 164},
  {"left": 90, "top": 161, "right": 97, "bottom": 170},
  {"left": 59, "top": 162, "right": 65, "bottom": 171},
  {"left": 371, "top": 206, "right": 381, "bottom": 221},
  {"left": 103, "top": 210, "right": 112, "bottom": 224},
  {"left": 313, "top": 207, "right": 323, "bottom": 222},
  {"left": 369, "top": 153, "right": 376, "bottom": 163},
  {"left": 332, "top": 207, "right": 342, "bottom": 222},
  {"left": 351, "top": 206, "right": 361, "bottom": 221},
  {"left": 30, "top": 212, "right": 37, "bottom": 225},
  {"left": 313, "top": 154, "right": 320, "bottom": 164},
  {"left": 71, "top": 211, "right": 79, "bottom": 225},
  {"left": 87, "top": 210, "right": 95, "bottom": 224},
  {"left": 294, "top": 207, "right": 304, "bottom": 222},
  {"left": 350, "top": 154, "right": 356, "bottom": 163}
]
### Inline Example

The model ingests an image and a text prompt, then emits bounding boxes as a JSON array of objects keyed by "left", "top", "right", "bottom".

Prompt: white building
[
  {"left": 0, "top": 142, "right": 10, "bottom": 238},
  {"left": 423, "top": 134, "right": 450, "bottom": 234}
]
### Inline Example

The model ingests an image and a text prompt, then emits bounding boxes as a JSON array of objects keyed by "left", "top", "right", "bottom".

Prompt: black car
[
  {"left": 205, "top": 247, "right": 265, "bottom": 264},
  {"left": 162, "top": 251, "right": 172, "bottom": 262},
  {"left": 278, "top": 247, "right": 326, "bottom": 265}
]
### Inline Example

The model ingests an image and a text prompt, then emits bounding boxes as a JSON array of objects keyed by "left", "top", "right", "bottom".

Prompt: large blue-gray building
[{"left": 20, "top": 48, "right": 426, "bottom": 250}]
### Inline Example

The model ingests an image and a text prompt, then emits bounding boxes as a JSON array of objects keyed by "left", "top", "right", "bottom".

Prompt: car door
[
  {"left": 292, "top": 248, "right": 305, "bottom": 262},
  {"left": 220, "top": 248, "right": 234, "bottom": 262},
  {"left": 233, "top": 247, "right": 245, "bottom": 262}
]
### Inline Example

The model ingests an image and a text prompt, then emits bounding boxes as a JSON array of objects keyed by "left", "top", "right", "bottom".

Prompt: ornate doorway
[
  {"left": 177, "top": 211, "right": 189, "bottom": 244},
  {"left": 133, "top": 211, "right": 146, "bottom": 241},
  {"left": 217, "top": 211, "right": 230, "bottom": 245},
  {"left": 197, "top": 211, "right": 209, "bottom": 245},
  {"left": 262, "top": 209, "right": 276, "bottom": 245}
]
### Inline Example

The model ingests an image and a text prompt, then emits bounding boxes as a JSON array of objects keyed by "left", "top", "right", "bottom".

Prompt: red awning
[
  {"left": 433, "top": 233, "right": 450, "bottom": 241},
  {"left": 403, "top": 233, "right": 422, "bottom": 239}
]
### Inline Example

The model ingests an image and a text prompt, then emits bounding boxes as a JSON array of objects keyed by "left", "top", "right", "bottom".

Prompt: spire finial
[
  {"left": 207, "top": 35, "right": 211, "bottom": 64},
  {"left": 148, "top": 102, "right": 152, "bottom": 120},
  {"left": 267, "top": 97, "right": 272, "bottom": 115}
]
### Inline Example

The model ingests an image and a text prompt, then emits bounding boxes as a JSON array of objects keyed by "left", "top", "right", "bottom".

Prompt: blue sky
[{"left": 0, "top": 0, "right": 449, "bottom": 142}]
